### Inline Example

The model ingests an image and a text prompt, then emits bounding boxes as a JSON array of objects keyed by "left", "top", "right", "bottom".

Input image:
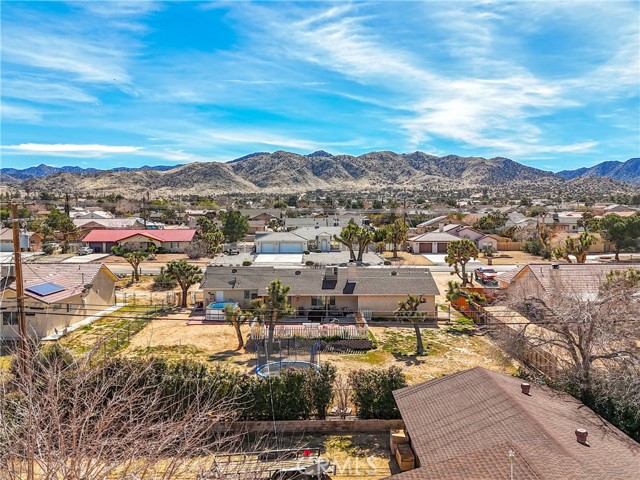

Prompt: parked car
[
  {"left": 474, "top": 267, "right": 498, "bottom": 285},
  {"left": 225, "top": 248, "right": 240, "bottom": 255},
  {"left": 77, "top": 246, "right": 94, "bottom": 255}
]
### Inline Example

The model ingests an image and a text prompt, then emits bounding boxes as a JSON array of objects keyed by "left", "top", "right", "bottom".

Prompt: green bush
[
  {"left": 305, "top": 260, "right": 314, "bottom": 266},
  {"left": 153, "top": 266, "right": 177, "bottom": 289},
  {"left": 383, "top": 260, "right": 392, "bottom": 265},
  {"left": 351, "top": 366, "right": 407, "bottom": 419},
  {"left": 446, "top": 317, "right": 476, "bottom": 335},
  {"left": 314, "top": 249, "right": 322, "bottom": 253},
  {"left": 242, "top": 260, "right": 252, "bottom": 266},
  {"left": 303, "top": 250, "right": 310, "bottom": 255}
]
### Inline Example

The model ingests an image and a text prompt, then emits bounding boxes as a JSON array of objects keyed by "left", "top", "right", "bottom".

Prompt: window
[
  {"left": 2, "top": 311, "right": 18, "bottom": 326},
  {"left": 244, "top": 290, "right": 258, "bottom": 300},
  {"left": 311, "top": 296, "right": 336, "bottom": 307},
  {"left": 67, "top": 303, "right": 72, "bottom": 313},
  {"left": 171, "top": 242, "right": 179, "bottom": 249}
]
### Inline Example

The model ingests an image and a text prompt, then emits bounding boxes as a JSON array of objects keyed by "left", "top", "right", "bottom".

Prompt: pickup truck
[{"left": 474, "top": 267, "right": 498, "bottom": 285}]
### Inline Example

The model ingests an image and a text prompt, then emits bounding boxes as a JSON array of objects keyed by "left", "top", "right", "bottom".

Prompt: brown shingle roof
[
  {"left": 201, "top": 266, "right": 440, "bottom": 297},
  {"left": 389, "top": 367, "right": 639, "bottom": 480},
  {"left": 496, "top": 263, "right": 640, "bottom": 296},
  {"left": 3, "top": 263, "right": 117, "bottom": 304}
]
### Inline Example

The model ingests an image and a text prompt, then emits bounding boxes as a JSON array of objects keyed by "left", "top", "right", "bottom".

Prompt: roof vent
[
  {"left": 295, "top": 270, "right": 301, "bottom": 275},
  {"left": 231, "top": 269, "right": 237, "bottom": 273},
  {"left": 391, "top": 271, "right": 397, "bottom": 276},
  {"left": 521, "top": 382, "right": 531, "bottom": 395},
  {"left": 575, "top": 428, "right": 589, "bottom": 445},
  {"left": 551, "top": 263, "right": 560, "bottom": 270}
]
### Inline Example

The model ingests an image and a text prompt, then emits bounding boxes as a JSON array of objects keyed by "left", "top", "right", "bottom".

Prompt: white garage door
[
  {"left": 260, "top": 242, "right": 278, "bottom": 253},
  {"left": 280, "top": 242, "right": 304, "bottom": 253}
]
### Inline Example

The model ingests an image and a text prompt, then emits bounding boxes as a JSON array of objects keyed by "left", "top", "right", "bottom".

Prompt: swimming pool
[
  {"left": 207, "top": 301, "right": 238, "bottom": 309},
  {"left": 205, "top": 301, "right": 239, "bottom": 321}
]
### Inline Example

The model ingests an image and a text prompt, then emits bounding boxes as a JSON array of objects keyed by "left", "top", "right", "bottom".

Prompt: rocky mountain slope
[
  {"left": 557, "top": 158, "right": 639, "bottom": 184},
  {"left": 3, "top": 151, "right": 637, "bottom": 197},
  {"left": 0, "top": 163, "right": 176, "bottom": 181}
]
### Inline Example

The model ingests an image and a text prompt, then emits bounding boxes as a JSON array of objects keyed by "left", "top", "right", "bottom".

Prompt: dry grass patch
[{"left": 382, "top": 251, "right": 433, "bottom": 265}]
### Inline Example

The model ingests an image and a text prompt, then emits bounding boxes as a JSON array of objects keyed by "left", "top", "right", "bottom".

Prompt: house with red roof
[{"left": 82, "top": 229, "right": 196, "bottom": 253}]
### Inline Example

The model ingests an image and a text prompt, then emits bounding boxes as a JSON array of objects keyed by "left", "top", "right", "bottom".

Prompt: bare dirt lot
[
  {"left": 123, "top": 317, "right": 516, "bottom": 385},
  {"left": 382, "top": 252, "right": 434, "bottom": 266}
]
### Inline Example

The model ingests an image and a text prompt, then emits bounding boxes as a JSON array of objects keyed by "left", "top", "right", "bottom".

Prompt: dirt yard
[
  {"left": 382, "top": 252, "right": 433, "bottom": 265},
  {"left": 123, "top": 317, "right": 516, "bottom": 385},
  {"left": 476, "top": 251, "right": 546, "bottom": 265}
]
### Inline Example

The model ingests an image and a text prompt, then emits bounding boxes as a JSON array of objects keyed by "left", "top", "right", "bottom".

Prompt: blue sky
[{"left": 1, "top": 1, "right": 639, "bottom": 171}]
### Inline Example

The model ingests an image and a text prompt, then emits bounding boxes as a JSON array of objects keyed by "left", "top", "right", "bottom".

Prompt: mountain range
[
  {"left": 0, "top": 152, "right": 637, "bottom": 197},
  {"left": 557, "top": 158, "right": 639, "bottom": 184}
]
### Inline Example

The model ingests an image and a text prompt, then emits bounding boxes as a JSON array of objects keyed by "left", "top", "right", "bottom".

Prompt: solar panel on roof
[{"left": 25, "top": 282, "right": 66, "bottom": 297}]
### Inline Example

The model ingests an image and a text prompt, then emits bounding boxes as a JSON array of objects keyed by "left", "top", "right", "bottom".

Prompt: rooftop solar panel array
[{"left": 25, "top": 282, "right": 66, "bottom": 297}]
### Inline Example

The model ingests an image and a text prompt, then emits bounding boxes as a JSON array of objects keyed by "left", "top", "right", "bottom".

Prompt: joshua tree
[
  {"left": 552, "top": 232, "right": 596, "bottom": 264},
  {"left": 251, "top": 279, "right": 293, "bottom": 347},
  {"left": 334, "top": 220, "right": 359, "bottom": 261},
  {"left": 445, "top": 239, "right": 479, "bottom": 286},
  {"left": 395, "top": 294, "right": 427, "bottom": 355},
  {"left": 124, "top": 251, "right": 148, "bottom": 282},
  {"left": 355, "top": 228, "right": 374, "bottom": 262},
  {"left": 165, "top": 260, "right": 203, "bottom": 308},
  {"left": 385, "top": 219, "right": 409, "bottom": 258},
  {"left": 223, "top": 304, "right": 246, "bottom": 350}
]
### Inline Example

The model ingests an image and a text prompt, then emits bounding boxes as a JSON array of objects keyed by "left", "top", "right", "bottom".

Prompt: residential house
[
  {"left": 495, "top": 262, "right": 640, "bottom": 296},
  {"left": 200, "top": 265, "right": 440, "bottom": 318},
  {"left": 1, "top": 263, "right": 117, "bottom": 341},
  {"left": 414, "top": 215, "right": 448, "bottom": 234},
  {"left": 73, "top": 217, "right": 147, "bottom": 236},
  {"left": 82, "top": 229, "right": 196, "bottom": 253},
  {"left": 71, "top": 210, "right": 114, "bottom": 220},
  {"left": 0, "top": 228, "right": 43, "bottom": 252},
  {"left": 388, "top": 367, "right": 639, "bottom": 479},
  {"left": 254, "top": 226, "right": 343, "bottom": 254},
  {"left": 409, "top": 224, "right": 499, "bottom": 253}
]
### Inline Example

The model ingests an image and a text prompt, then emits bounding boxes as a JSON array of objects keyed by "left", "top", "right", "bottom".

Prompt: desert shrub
[
  {"left": 383, "top": 260, "right": 392, "bottom": 265},
  {"left": 351, "top": 366, "right": 407, "bottom": 419},
  {"left": 304, "top": 363, "right": 337, "bottom": 420},
  {"left": 183, "top": 240, "right": 208, "bottom": 259},
  {"left": 242, "top": 260, "right": 252, "bottom": 266},
  {"left": 303, "top": 250, "right": 310, "bottom": 255},
  {"left": 314, "top": 249, "right": 322, "bottom": 253},
  {"left": 305, "top": 260, "right": 314, "bottom": 266},
  {"left": 153, "top": 266, "right": 177, "bottom": 289}
]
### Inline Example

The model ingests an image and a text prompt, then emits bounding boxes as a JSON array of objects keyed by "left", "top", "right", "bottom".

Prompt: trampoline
[{"left": 256, "top": 360, "right": 320, "bottom": 378}]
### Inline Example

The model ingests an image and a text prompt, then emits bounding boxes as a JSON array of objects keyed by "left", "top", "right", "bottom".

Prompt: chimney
[
  {"left": 575, "top": 429, "right": 589, "bottom": 445},
  {"left": 438, "top": 222, "right": 444, "bottom": 232},
  {"left": 347, "top": 263, "right": 358, "bottom": 282},
  {"left": 521, "top": 382, "right": 531, "bottom": 395}
]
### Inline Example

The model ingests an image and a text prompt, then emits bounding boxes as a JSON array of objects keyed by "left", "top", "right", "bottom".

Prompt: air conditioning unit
[{"left": 1, "top": 265, "right": 15, "bottom": 278}]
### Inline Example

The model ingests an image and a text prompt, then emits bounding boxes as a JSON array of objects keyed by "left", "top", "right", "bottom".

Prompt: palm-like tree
[
  {"left": 252, "top": 279, "right": 294, "bottom": 346},
  {"left": 334, "top": 220, "right": 360, "bottom": 261},
  {"left": 386, "top": 220, "right": 408, "bottom": 258},
  {"left": 395, "top": 294, "right": 427, "bottom": 355},
  {"left": 165, "top": 260, "right": 203, "bottom": 308},
  {"left": 223, "top": 304, "right": 246, "bottom": 350},
  {"left": 356, "top": 228, "right": 374, "bottom": 261},
  {"left": 445, "top": 239, "right": 479, "bottom": 286}
]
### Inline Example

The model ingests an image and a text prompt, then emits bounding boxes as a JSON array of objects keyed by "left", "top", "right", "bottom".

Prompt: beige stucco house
[{"left": 1, "top": 263, "right": 117, "bottom": 341}]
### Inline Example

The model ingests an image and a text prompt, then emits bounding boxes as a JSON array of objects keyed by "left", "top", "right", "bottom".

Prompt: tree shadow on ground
[{"left": 391, "top": 352, "right": 426, "bottom": 366}]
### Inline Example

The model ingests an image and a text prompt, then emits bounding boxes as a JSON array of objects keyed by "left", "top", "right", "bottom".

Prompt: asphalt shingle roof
[
  {"left": 82, "top": 229, "right": 195, "bottom": 243},
  {"left": 3, "top": 263, "right": 116, "bottom": 304},
  {"left": 201, "top": 266, "right": 440, "bottom": 296},
  {"left": 390, "top": 367, "right": 639, "bottom": 480},
  {"left": 496, "top": 263, "right": 640, "bottom": 296},
  {"left": 409, "top": 231, "right": 461, "bottom": 242}
]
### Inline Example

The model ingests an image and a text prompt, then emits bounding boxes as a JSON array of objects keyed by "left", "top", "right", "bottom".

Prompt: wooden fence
[{"left": 212, "top": 419, "right": 405, "bottom": 433}]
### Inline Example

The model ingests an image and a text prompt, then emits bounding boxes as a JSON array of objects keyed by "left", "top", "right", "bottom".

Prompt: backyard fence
[
  {"left": 116, "top": 291, "right": 180, "bottom": 307},
  {"left": 249, "top": 322, "right": 370, "bottom": 341}
]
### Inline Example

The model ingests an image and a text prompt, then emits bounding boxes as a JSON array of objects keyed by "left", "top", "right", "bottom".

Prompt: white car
[{"left": 78, "top": 246, "right": 94, "bottom": 255}]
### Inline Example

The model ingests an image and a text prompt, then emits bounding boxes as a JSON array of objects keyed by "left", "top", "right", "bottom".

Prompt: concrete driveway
[
  {"left": 253, "top": 254, "right": 304, "bottom": 265},
  {"left": 422, "top": 253, "right": 483, "bottom": 266},
  {"left": 62, "top": 253, "right": 111, "bottom": 263}
]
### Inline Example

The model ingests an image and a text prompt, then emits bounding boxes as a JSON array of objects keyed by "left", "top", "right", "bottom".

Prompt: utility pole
[{"left": 10, "top": 204, "right": 28, "bottom": 366}]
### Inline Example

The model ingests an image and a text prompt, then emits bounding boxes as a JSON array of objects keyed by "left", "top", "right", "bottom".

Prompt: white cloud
[
  {"left": 1, "top": 144, "right": 143, "bottom": 157},
  {"left": 0, "top": 102, "right": 43, "bottom": 123},
  {"left": 2, "top": 77, "right": 97, "bottom": 104}
]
